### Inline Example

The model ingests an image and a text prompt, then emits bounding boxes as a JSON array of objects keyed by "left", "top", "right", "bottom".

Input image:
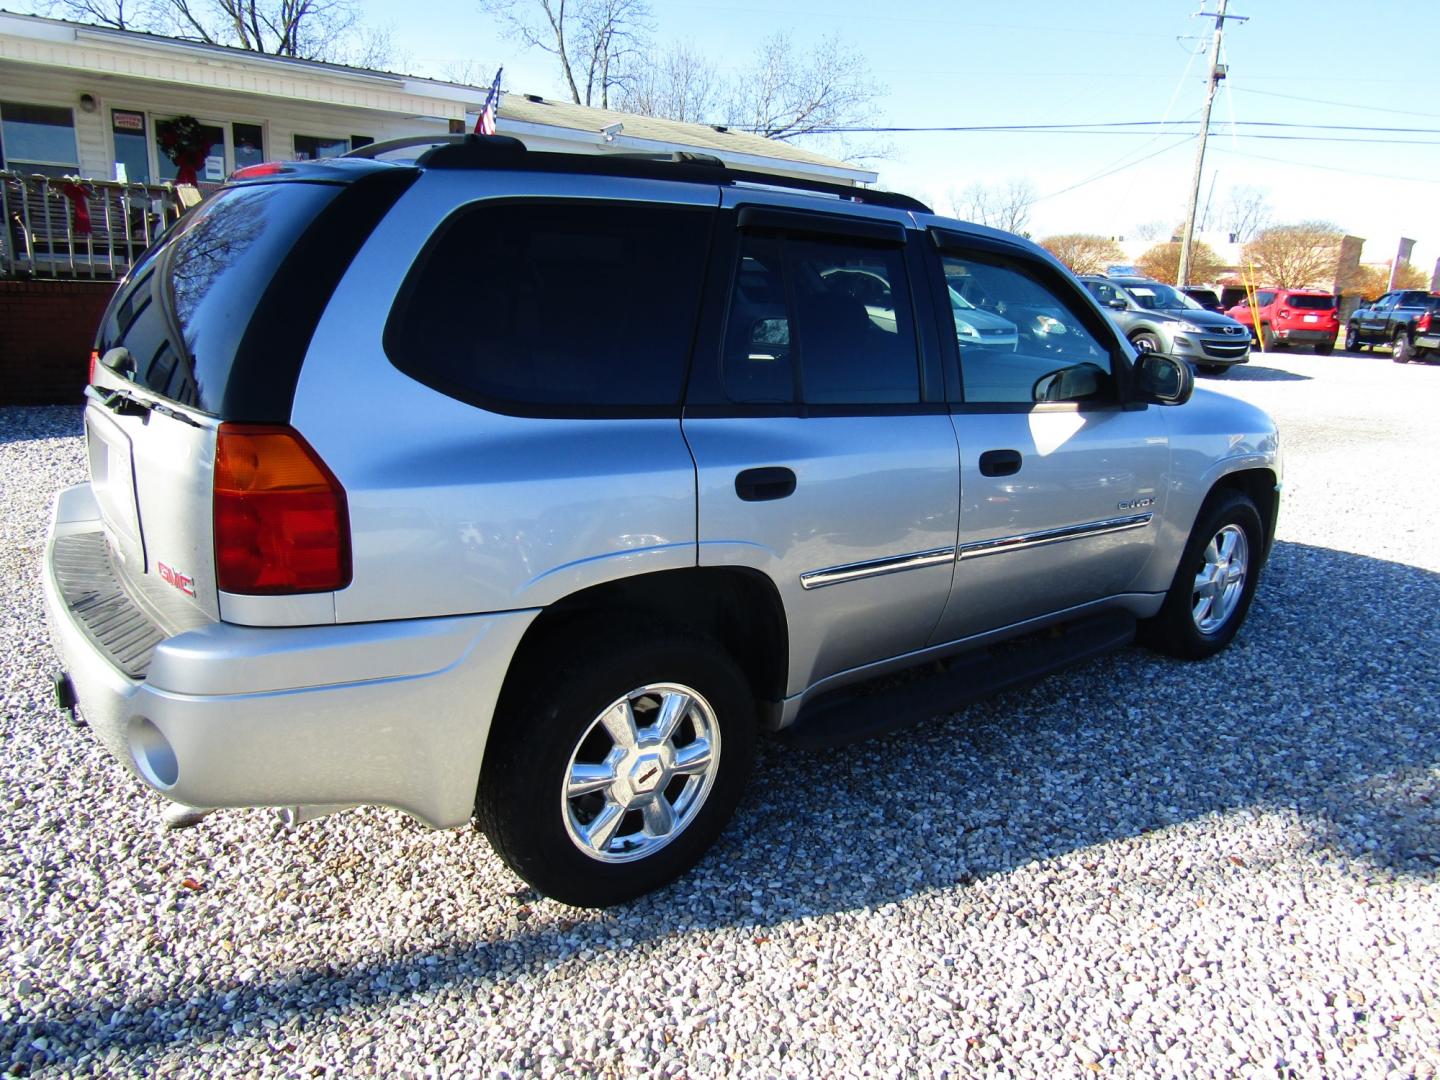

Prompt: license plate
[{"left": 1303, "top": 315, "right": 1318, "bottom": 323}]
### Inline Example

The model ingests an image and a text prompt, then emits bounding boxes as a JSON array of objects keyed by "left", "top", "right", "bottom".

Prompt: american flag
[{"left": 475, "top": 67, "right": 503, "bottom": 136}]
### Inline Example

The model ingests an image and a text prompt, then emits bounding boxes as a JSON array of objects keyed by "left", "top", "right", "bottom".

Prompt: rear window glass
[
  {"left": 1288, "top": 294, "right": 1334, "bottom": 309},
  {"left": 97, "top": 182, "right": 342, "bottom": 413},
  {"left": 386, "top": 200, "right": 713, "bottom": 410}
]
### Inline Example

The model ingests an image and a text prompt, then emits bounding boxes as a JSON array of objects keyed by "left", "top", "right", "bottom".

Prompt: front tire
[
  {"left": 1344, "top": 325, "right": 1362, "bottom": 352},
  {"left": 1197, "top": 364, "right": 1228, "bottom": 376},
  {"left": 1140, "top": 490, "right": 1264, "bottom": 660},
  {"left": 1393, "top": 331, "right": 1412, "bottom": 363},
  {"left": 1131, "top": 332, "right": 1163, "bottom": 355},
  {"left": 477, "top": 627, "right": 756, "bottom": 907}
]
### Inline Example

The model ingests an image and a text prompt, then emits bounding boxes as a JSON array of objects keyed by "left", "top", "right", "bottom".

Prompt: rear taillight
[
  {"left": 88, "top": 349, "right": 99, "bottom": 384},
  {"left": 1418, "top": 311, "right": 1432, "bottom": 332},
  {"left": 213, "top": 425, "right": 351, "bottom": 595},
  {"left": 1278, "top": 308, "right": 1291, "bottom": 319}
]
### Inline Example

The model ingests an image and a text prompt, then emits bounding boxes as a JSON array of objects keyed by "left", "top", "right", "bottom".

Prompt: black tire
[
  {"left": 477, "top": 626, "right": 756, "bottom": 907},
  {"left": 1344, "top": 325, "right": 1362, "bottom": 352},
  {"left": 1314, "top": 341, "right": 1334, "bottom": 356},
  {"left": 1260, "top": 324, "right": 1280, "bottom": 350},
  {"left": 1131, "top": 332, "right": 1163, "bottom": 354},
  {"left": 1393, "top": 331, "right": 1412, "bottom": 363},
  {"left": 1197, "top": 364, "right": 1228, "bottom": 376},
  {"left": 1140, "top": 490, "right": 1265, "bottom": 661}
]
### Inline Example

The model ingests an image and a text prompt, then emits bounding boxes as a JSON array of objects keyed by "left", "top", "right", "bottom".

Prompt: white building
[{"left": 0, "top": 10, "right": 874, "bottom": 188}]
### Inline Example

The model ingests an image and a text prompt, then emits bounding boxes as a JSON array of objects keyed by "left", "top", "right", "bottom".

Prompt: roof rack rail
[{"left": 345, "top": 131, "right": 929, "bottom": 214}]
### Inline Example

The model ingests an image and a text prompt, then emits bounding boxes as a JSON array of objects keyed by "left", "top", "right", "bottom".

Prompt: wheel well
[
  {"left": 502, "top": 567, "right": 789, "bottom": 710},
  {"left": 1208, "top": 468, "right": 1279, "bottom": 559}
]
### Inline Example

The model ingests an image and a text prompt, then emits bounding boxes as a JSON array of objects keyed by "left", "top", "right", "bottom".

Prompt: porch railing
[{"left": 1, "top": 172, "right": 193, "bottom": 281}]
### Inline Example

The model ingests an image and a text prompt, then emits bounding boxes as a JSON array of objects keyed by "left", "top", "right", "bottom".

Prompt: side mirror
[
  {"left": 1132, "top": 351, "right": 1193, "bottom": 406},
  {"left": 1107, "top": 298, "right": 1127, "bottom": 311}
]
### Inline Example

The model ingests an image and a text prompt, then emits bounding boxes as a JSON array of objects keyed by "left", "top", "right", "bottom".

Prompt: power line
[
  {"left": 1033, "top": 137, "right": 1196, "bottom": 203},
  {"left": 1210, "top": 145, "right": 1440, "bottom": 186},
  {"left": 1231, "top": 86, "right": 1440, "bottom": 121}
]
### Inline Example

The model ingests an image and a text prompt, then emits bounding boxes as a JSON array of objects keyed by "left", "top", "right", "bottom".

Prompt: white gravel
[{"left": 2, "top": 348, "right": 1439, "bottom": 1078}]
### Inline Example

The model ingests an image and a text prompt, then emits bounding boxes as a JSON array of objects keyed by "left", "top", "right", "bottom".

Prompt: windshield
[{"left": 1119, "top": 282, "right": 1202, "bottom": 311}]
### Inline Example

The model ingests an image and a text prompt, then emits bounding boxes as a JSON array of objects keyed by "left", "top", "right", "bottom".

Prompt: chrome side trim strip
[
  {"left": 959, "top": 513, "right": 1153, "bottom": 560},
  {"left": 799, "top": 546, "right": 957, "bottom": 590}
]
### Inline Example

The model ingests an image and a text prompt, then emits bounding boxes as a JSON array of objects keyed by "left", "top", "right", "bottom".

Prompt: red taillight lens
[
  {"left": 213, "top": 425, "right": 351, "bottom": 595},
  {"left": 1418, "top": 311, "right": 1432, "bottom": 332},
  {"left": 1278, "top": 308, "right": 1291, "bottom": 319},
  {"left": 88, "top": 350, "right": 99, "bottom": 384}
]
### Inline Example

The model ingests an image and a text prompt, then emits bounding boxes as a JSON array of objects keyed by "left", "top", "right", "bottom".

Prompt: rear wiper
[{"left": 96, "top": 385, "right": 203, "bottom": 429}]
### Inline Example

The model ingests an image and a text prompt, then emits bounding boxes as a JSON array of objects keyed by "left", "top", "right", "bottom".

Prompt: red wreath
[{"left": 157, "top": 115, "right": 209, "bottom": 186}]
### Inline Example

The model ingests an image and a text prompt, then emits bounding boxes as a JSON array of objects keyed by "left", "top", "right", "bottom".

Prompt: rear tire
[
  {"left": 1140, "top": 490, "right": 1264, "bottom": 660},
  {"left": 1260, "top": 324, "right": 1280, "bottom": 350},
  {"left": 1314, "top": 341, "right": 1334, "bottom": 356},
  {"left": 1344, "top": 325, "right": 1362, "bottom": 352},
  {"left": 477, "top": 625, "right": 756, "bottom": 907},
  {"left": 1393, "top": 331, "right": 1412, "bottom": 363}
]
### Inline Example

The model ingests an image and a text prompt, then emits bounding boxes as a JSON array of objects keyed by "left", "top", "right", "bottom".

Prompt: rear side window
[
  {"left": 386, "top": 201, "right": 713, "bottom": 410},
  {"left": 1287, "top": 294, "right": 1334, "bottom": 309},
  {"left": 719, "top": 233, "right": 920, "bottom": 406},
  {"left": 96, "top": 174, "right": 411, "bottom": 420}
]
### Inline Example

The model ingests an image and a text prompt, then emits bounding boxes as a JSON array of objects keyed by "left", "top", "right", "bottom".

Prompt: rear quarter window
[{"left": 384, "top": 200, "right": 714, "bottom": 413}]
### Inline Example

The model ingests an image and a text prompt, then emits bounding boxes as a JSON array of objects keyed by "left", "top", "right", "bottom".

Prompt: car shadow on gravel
[
  {"left": 1204, "top": 363, "right": 1310, "bottom": 381},
  {"left": 0, "top": 405, "right": 83, "bottom": 446},
  {"left": 9, "top": 540, "right": 1440, "bottom": 1069}
]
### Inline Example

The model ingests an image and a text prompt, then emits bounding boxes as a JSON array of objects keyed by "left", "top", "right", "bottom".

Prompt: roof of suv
[{"left": 238, "top": 133, "right": 931, "bottom": 215}]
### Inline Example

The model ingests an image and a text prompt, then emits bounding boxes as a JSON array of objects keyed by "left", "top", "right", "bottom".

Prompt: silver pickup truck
[{"left": 44, "top": 136, "right": 1280, "bottom": 906}]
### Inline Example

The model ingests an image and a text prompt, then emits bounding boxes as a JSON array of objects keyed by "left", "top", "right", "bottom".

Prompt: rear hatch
[
  {"left": 85, "top": 162, "right": 415, "bottom": 629},
  {"left": 1281, "top": 293, "right": 1336, "bottom": 327}
]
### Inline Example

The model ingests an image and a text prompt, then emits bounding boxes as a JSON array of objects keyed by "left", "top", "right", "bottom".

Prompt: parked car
[
  {"left": 1225, "top": 288, "right": 1338, "bottom": 355},
  {"left": 1345, "top": 290, "right": 1440, "bottom": 362},
  {"left": 44, "top": 135, "right": 1281, "bottom": 907},
  {"left": 1183, "top": 287, "right": 1224, "bottom": 313},
  {"left": 1080, "top": 275, "right": 1252, "bottom": 375}
]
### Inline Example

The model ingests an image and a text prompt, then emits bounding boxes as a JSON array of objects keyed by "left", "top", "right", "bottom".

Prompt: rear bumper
[
  {"left": 44, "top": 484, "right": 537, "bottom": 828},
  {"left": 1274, "top": 328, "right": 1336, "bottom": 343}
]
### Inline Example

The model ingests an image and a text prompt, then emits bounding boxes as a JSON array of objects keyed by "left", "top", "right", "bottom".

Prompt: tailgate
[{"left": 84, "top": 386, "right": 222, "bottom": 624}]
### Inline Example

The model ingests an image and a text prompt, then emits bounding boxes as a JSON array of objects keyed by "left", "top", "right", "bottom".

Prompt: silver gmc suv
[{"left": 44, "top": 135, "right": 1281, "bottom": 907}]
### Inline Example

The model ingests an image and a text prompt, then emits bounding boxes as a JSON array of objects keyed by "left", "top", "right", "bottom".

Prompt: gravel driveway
[{"left": 3, "top": 350, "right": 1438, "bottom": 1078}]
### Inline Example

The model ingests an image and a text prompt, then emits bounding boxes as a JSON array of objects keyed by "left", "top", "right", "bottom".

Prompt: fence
[{"left": 1, "top": 172, "right": 191, "bottom": 281}]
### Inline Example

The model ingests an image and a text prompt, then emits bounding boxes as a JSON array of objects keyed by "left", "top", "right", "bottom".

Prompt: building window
[
  {"left": 293, "top": 134, "right": 350, "bottom": 160},
  {"left": 233, "top": 123, "right": 265, "bottom": 170},
  {"left": 155, "top": 119, "right": 226, "bottom": 183},
  {"left": 111, "top": 109, "right": 150, "bottom": 183},
  {"left": 0, "top": 102, "right": 79, "bottom": 177}
]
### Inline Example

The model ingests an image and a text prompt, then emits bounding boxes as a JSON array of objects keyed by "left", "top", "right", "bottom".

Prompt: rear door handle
[
  {"left": 978, "top": 449, "right": 1022, "bottom": 477},
  {"left": 735, "top": 467, "right": 796, "bottom": 502}
]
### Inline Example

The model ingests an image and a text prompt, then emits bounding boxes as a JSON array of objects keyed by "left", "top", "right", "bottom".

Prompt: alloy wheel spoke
[
  {"left": 653, "top": 691, "right": 692, "bottom": 743},
  {"left": 672, "top": 738, "right": 712, "bottom": 775},
  {"left": 642, "top": 796, "right": 676, "bottom": 837},
  {"left": 600, "top": 700, "right": 639, "bottom": 749},
  {"left": 567, "top": 762, "right": 615, "bottom": 799},
  {"left": 584, "top": 801, "right": 626, "bottom": 854}
]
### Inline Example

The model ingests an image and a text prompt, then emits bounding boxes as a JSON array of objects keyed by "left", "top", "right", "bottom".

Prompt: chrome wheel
[
  {"left": 562, "top": 683, "right": 720, "bottom": 863},
  {"left": 1191, "top": 524, "right": 1249, "bottom": 634}
]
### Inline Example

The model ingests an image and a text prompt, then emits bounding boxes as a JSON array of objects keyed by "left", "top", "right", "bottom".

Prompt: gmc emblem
[{"left": 158, "top": 561, "right": 196, "bottom": 598}]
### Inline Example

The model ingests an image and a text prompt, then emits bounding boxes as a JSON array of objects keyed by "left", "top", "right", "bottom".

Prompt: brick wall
[{"left": 0, "top": 280, "right": 117, "bottom": 406}]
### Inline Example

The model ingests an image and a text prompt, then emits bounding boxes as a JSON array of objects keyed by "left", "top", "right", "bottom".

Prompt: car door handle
[
  {"left": 735, "top": 467, "right": 797, "bottom": 502},
  {"left": 978, "top": 449, "right": 1022, "bottom": 477}
]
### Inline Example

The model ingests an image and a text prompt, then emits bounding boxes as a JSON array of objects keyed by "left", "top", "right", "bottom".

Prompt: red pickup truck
[{"left": 1225, "top": 289, "right": 1338, "bottom": 355}]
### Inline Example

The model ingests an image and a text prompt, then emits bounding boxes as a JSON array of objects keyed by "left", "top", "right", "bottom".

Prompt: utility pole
[{"left": 1176, "top": 1, "right": 1247, "bottom": 287}]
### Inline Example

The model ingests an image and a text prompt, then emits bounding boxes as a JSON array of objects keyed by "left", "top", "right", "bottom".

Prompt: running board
[{"left": 780, "top": 610, "right": 1136, "bottom": 749}]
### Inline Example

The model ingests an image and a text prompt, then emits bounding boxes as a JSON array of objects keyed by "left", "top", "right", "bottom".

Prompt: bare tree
[
  {"left": 1224, "top": 185, "right": 1271, "bottom": 242},
  {"left": 617, "top": 40, "right": 718, "bottom": 123},
  {"left": 1243, "top": 222, "right": 1345, "bottom": 288},
  {"left": 481, "top": 0, "right": 651, "bottom": 108},
  {"left": 1039, "top": 234, "right": 1125, "bottom": 276},
  {"left": 950, "top": 179, "right": 1036, "bottom": 235},
  {"left": 1132, "top": 220, "right": 1168, "bottom": 242},
  {"left": 725, "top": 32, "right": 881, "bottom": 142},
  {"left": 1136, "top": 241, "right": 1223, "bottom": 285},
  {"left": 46, "top": 0, "right": 391, "bottom": 61}
]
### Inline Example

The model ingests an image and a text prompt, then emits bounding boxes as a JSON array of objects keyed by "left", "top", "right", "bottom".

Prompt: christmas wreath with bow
[{"left": 156, "top": 115, "right": 209, "bottom": 185}]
